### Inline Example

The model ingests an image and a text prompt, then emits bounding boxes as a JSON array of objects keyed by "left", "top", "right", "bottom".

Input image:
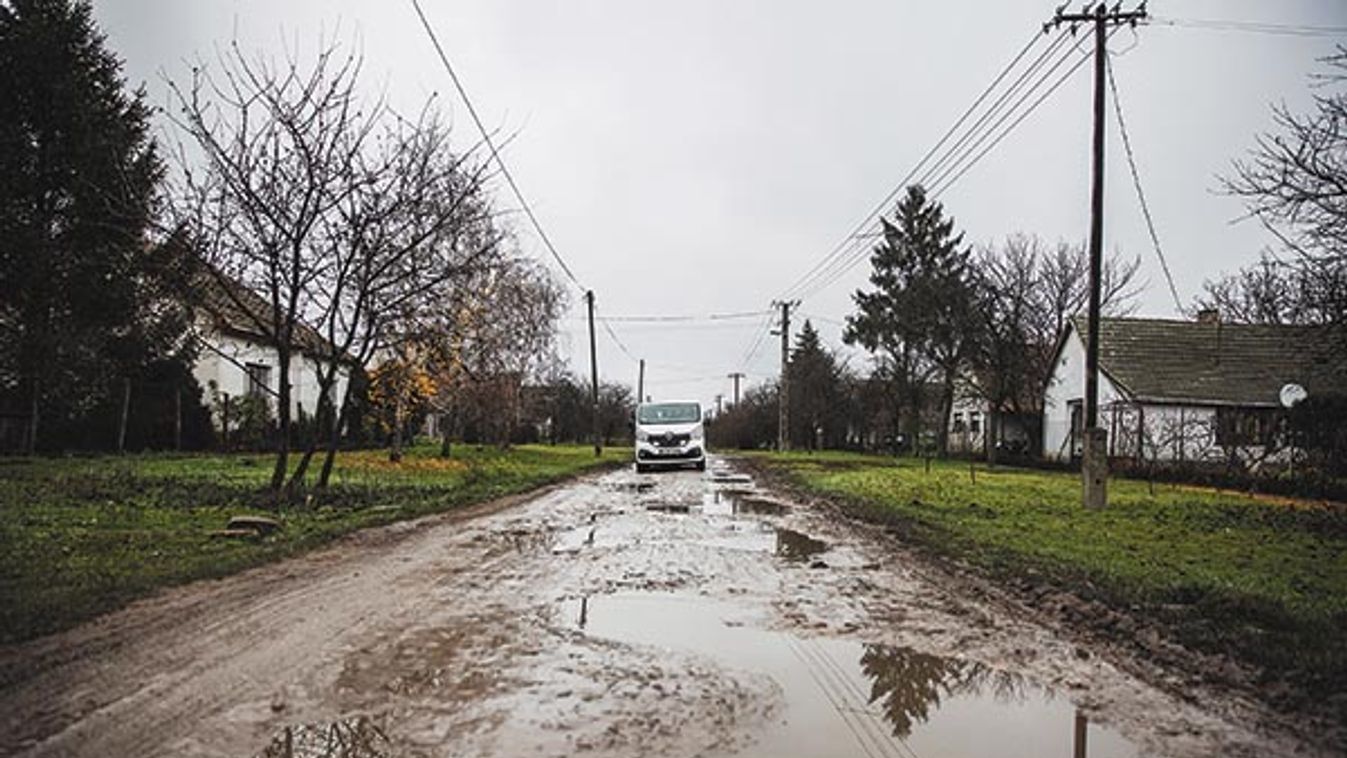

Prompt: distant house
[
  {"left": 1042, "top": 313, "right": 1345, "bottom": 465},
  {"left": 947, "top": 374, "right": 1040, "bottom": 457},
  {"left": 191, "top": 272, "right": 350, "bottom": 431}
]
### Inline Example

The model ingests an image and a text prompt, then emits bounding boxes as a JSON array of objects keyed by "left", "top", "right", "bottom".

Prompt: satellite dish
[{"left": 1279, "top": 383, "right": 1308, "bottom": 409}]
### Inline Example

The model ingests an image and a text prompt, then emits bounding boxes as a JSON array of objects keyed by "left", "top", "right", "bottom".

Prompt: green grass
[
  {"left": 0, "top": 444, "right": 624, "bottom": 643},
  {"left": 748, "top": 451, "right": 1347, "bottom": 700}
]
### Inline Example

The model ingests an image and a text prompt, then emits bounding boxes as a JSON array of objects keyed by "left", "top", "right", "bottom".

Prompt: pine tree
[
  {"left": 0, "top": 0, "right": 171, "bottom": 452},
  {"left": 787, "top": 320, "right": 843, "bottom": 449},
  {"left": 844, "top": 185, "right": 978, "bottom": 455}
]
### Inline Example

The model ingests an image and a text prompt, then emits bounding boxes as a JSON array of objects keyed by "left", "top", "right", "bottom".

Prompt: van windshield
[{"left": 637, "top": 402, "right": 701, "bottom": 425}]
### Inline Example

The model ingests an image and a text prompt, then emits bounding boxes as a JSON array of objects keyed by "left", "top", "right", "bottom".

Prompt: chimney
[{"left": 1195, "top": 308, "right": 1219, "bottom": 325}]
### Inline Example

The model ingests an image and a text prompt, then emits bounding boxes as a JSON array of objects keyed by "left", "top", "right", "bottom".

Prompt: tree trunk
[
  {"left": 389, "top": 390, "right": 404, "bottom": 462},
  {"left": 25, "top": 377, "right": 40, "bottom": 456},
  {"left": 986, "top": 405, "right": 1000, "bottom": 466},
  {"left": 174, "top": 387, "right": 183, "bottom": 451},
  {"left": 270, "top": 348, "right": 292, "bottom": 491},
  {"left": 287, "top": 396, "right": 327, "bottom": 494},
  {"left": 317, "top": 379, "right": 355, "bottom": 489},
  {"left": 117, "top": 377, "right": 132, "bottom": 454},
  {"left": 936, "top": 371, "right": 955, "bottom": 457}
]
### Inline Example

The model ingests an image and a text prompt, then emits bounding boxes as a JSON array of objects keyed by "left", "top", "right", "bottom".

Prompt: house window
[
  {"left": 245, "top": 363, "right": 271, "bottom": 398},
  {"left": 1215, "top": 407, "right": 1277, "bottom": 447},
  {"left": 952, "top": 412, "right": 965, "bottom": 432},
  {"left": 970, "top": 411, "right": 982, "bottom": 434}
]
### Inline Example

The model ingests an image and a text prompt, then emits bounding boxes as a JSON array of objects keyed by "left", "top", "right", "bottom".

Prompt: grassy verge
[
  {"left": 0, "top": 444, "right": 625, "bottom": 643},
  {"left": 745, "top": 450, "right": 1347, "bottom": 703}
]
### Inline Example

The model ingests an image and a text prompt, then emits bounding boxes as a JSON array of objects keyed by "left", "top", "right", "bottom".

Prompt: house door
[{"left": 1068, "top": 400, "right": 1083, "bottom": 460}]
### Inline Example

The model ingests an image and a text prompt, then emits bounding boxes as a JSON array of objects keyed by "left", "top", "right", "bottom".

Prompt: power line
[
  {"left": 929, "top": 31, "right": 1101, "bottom": 200},
  {"left": 408, "top": 0, "right": 584, "bottom": 290},
  {"left": 776, "top": 26, "right": 1057, "bottom": 303},
  {"left": 591, "top": 310, "right": 771, "bottom": 323},
  {"left": 738, "top": 311, "right": 776, "bottom": 370},
  {"left": 1107, "top": 52, "right": 1183, "bottom": 313},
  {"left": 596, "top": 314, "right": 639, "bottom": 362},
  {"left": 914, "top": 29, "right": 1075, "bottom": 195},
  {"left": 1151, "top": 17, "right": 1347, "bottom": 38},
  {"left": 793, "top": 29, "right": 1102, "bottom": 302}
]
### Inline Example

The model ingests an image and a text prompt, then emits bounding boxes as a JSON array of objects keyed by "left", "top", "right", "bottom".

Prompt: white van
[{"left": 633, "top": 400, "right": 706, "bottom": 473}]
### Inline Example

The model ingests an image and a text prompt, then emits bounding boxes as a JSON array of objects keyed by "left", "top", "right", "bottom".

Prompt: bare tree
[
  {"left": 301, "top": 105, "right": 502, "bottom": 486},
  {"left": 168, "top": 38, "right": 378, "bottom": 492},
  {"left": 1223, "top": 46, "right": 1347, "bottom": 340},
  {"left": 969, "top": 234, "right": 1141, "bottom": 459},
  {"left": 1194, "top": 252, "right": 1343, "bottom": 326},
  {"left": 445, "top": 257, "right": 566, "bottom": 449}
]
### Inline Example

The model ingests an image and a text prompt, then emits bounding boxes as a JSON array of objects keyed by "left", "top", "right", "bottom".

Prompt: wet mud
[{"left": 0, "top": 458, "right": 1328, "bottom": 757}]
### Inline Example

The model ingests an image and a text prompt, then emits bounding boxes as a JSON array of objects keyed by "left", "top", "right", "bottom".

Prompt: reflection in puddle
[
  {"left": 256, "top": 715, "right": 390, "bottom": 758},
  {"left": 702, "top": 488, "right": 791, "bottom": 517},
  {"left": 562, "top": 593, "right": 1140, "bottom": 758},
  {"left": 646, "top": 502, "right": 692, "bottom": 513},
  {"left": 775, "top": 528, "right": 826, "bottom": 561}
]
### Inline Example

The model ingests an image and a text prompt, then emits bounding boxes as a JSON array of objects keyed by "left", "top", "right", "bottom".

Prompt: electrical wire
[
  {"left": 408, "top": 0, "right": 584, "bottom": 290},
  {"left": 792, "top": 29, "right": 1103, "bottom": 302},
  {"left": 596, "top": 314, "right": 639, "bottom": 362},
  {"left": 776, "top": 26, "right": 1059, "bottom": 303},
  {"left": 787, "top": 27, "right": 1093, "bottom": 303},
  {"left": 1107, "top": 53, "right": 1184, "bottom": 313},
  {"left": 592, "top": 310, "right": 771, "bottom": 323},
  {"left": 1150, "top": 17, "right": 1347, "bottom": 38},
  {"left": 929, "top": 31, "right": 1101, "bottom": 200}
]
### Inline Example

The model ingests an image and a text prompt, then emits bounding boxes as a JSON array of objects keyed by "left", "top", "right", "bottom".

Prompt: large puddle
[
  {"left": 561, "top": 592, "right": 1142, "bottom": 758},
  {"left": 256, "top": 715, "right": 390, "bottom": 757}
]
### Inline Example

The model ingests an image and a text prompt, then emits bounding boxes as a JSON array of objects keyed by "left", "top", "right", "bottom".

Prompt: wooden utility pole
[
  {"left": 637, "top": 358, "right": 645, "bottom": 404},
  {"left": 772, "top": 300, "right": 796, "bottom": 451},
  {"left": 1047, "top": 1, "right": 1146, "bottom": 509},
  {"left": 727, "top": 371, "right": 744, "bottom": 406},
  {"left": 586, "top": 290, "right": 601, "bottom": 456}
]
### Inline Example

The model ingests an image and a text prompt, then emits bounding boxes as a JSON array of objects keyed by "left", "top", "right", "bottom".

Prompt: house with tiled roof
[
  {"left": 1043, "top": 313, "right": 1345, "bottom": 465},
  {"left": 190, "top": 269, "right": 351, "bottom": 432}
]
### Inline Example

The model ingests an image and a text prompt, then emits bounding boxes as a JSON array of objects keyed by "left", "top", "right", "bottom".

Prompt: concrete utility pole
[
  {"left": 637, "top": 359, "right": 645, "bottom": 406},
  {"left": 1046, "top": 1, "right": 1147, "bottom": 508},
  {"left": 585, "top": 290, "right": 601, "bottom": 457},
  {"left": 772, "top": 300, "right": 797, "bottom": 451},
  {"left": 715, "top": 394, "right": 724, "bottom": 416},
  {"left": 727, "top": 372, "right": 744, "bottom": 406}
]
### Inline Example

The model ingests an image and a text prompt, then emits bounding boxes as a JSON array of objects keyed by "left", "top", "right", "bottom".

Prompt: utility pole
[
  {"left": 585, "top": 290, "right": 601, "bottom": 457},
  {"left": 1047, "top": 1, "right": 1147, "bottom": 508},
  {"left": 772, "top": 300, "right": 797, "bottom": 451},
  {"left": 715, "top": 394, "right": 724, "bottom": 416},
  {"left": 637, "top": 358, "right": 645, "bottom": 406},
  {"left": 727, "top": 371, "right": 744, "bottom": 406}
]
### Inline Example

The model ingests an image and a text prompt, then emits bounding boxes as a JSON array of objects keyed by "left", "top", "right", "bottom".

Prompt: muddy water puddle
[
  {"left": 255, "top": 714, "right": 391, "bottom": 757},
  {"left": 561, "top": 592, "right": 1141, "bottom": 758}
]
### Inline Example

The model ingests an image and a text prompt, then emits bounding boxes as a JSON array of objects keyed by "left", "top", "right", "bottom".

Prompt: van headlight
[{"left": 636, "top": 429, "right": 649, "bottom": 442}]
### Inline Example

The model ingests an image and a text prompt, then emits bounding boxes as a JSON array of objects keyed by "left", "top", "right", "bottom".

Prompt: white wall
[
  {"left": 192, "top": 331, "right": 349, "bottom": 427},
  {"left": 1042, "top": 327, "right": 1123, "bottom": 461},
  {"left": 948, "top": 394, "right": 987, "bottom": 454},
  {"left": 1043, "top": 327, "right": 1282, "bottom": 464}
]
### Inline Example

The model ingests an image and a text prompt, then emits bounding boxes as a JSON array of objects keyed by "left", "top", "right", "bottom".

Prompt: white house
[
  {"left": 191, "top": 273, "right": 350, "bottom": 430},
  {"left": 1043, "top": 313, "right": 1344, "bottom": 465}
]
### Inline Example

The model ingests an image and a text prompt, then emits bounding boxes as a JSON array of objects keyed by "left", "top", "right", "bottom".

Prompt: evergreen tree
[
  {"left": 0, "top": 0, "right": 178, "bottom": 452},
  {"left": 844, "top": 185, "right": 978, "bottom": 454},
  {"left": 787, "top": 320, "right": 843, "bottom": 449}
]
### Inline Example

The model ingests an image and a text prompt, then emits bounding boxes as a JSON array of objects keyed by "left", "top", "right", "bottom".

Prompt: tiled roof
[
  {"left": 193, "top": 269, "right": 338, "bottom": 359},
  {"left": 1071, "top": 316, "right": 1345, "bottom": 407}
]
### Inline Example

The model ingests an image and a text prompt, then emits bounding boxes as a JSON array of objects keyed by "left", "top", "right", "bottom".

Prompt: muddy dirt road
[{"left": 0, "top": 458, "right": 1326, "bottom": 757}]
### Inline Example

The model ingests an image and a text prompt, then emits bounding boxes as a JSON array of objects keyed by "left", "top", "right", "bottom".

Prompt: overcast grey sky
[{"left": 94, "top": 0, "right": 1346, "bottom": 409}]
